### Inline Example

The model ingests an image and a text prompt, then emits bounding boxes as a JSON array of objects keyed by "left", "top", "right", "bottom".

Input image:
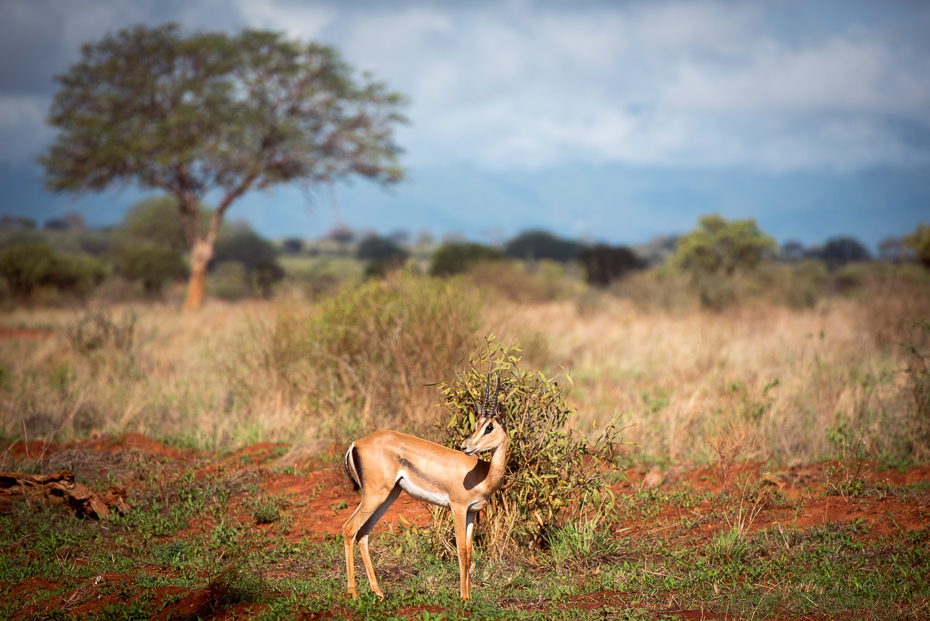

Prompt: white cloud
[
  {"left": 1, "top": 0, "right": 928, "bottom": 172},
  {"left": 315, "top": 1, "right": 930, "bottom": 172}
]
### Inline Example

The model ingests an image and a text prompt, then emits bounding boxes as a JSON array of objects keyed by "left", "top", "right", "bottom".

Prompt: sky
[{"left": 1, "top": 0, "right": 929, "bottom": 249}]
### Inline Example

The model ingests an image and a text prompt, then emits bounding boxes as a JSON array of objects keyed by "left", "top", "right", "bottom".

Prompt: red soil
[
  {"left": 0, "top": 327, "right": 54, "bottom": 340},
  {"left": 3, "top": 434, "right": 929, "bottom": 620}
]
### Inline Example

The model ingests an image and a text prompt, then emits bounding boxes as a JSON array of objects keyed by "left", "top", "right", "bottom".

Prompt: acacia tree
[
  {"left": 673, "top": 213, "right": 776, "bottom": 277},
  {"left": 40, "top": 23, "right": 406, "bottom": 310}
]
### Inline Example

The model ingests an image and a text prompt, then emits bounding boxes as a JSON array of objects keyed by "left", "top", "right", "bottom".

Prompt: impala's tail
[{"left": 344, "top": 444, "right": 362, "bottom": 491}]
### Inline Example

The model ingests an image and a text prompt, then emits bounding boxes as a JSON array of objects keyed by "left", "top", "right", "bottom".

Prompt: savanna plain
[{"left": 2, "top": 263, "right": 929, "bottom": 621}]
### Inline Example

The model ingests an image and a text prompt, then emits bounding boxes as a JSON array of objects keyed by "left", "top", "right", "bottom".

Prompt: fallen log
[{"left": 0, "top": 469, "right": 129, "bottom": 519}]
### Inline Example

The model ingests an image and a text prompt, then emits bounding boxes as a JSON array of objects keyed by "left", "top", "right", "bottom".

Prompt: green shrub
[
  {"left": 261, "top": 272, "right": 482, "bottom": 436},
  {"left": 363, "top": 254, "right": 408, "bottom": 279},
  {"left": 504, "top": 230, "right": 584, "bottom": 262},
  {"left": 576, "top": 244, "right": 645, "bottom": 287},
  {"left": 835, "top": 262, "right": 869, "bottom": 294},
  {"left": 356, "top": 235, "right": 407, "bottom": 261},
  {"left": 207, "top": 260, "right": 252, "bottom": 300},
  {"left": 694, "top": 270, "right": 738, "bottom": 312},
  {"left": 213, "top": 229, "right": 278, "bottom": 271},
  {"left": 252, "top": 258, "right": 285, "bottom": 298},
  {"left": 610, "top": 269, "right": 693, "bottom": 314},
  {"left": 357, "top": 235, "right": 409, "bottom": 278},
  {"left": 430, "top": 242, "right": 504, "bottom": 276},
  {"left": 787, "top": 259, "right": 828, "bottom": 309},
  {"left": 429, "top": 338, "right": 626, "bottom": 560},
  {"left": 0, "top": 243, "right": 106, "bottom": 301},
  {"left": 904, "top": 224, "right": 930, "bottom": 268},
  {"left": 903, "top": 320, "right": 930, "bottom": 454},
  {"left": 65, "top": 310, "right": 137, "bottom": 355},
  {"left": 121, "top": 195, "right": 188, "bottom": 251},
  {"left": 670, "top": 213, "right": 776, "bottom": 311},
  {"left": 672, "top": 213, "right": 776, "bottom": 277},
  {"left": 466, "top": 260, "right": 567, "bottom": 303},
  {"left": 116, "top": 243, "right": 187, "bottom": 296}
]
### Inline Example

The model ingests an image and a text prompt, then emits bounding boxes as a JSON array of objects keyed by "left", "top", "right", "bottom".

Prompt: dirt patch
[
  {"left": 0, "top": 327, "right": 54, "bottom": 340},
  {"left": 69, "top": 432, "right": 196, "bottom": 461},
  {"left": 3, "top": 435, "right": 930, "bottom": 619}
]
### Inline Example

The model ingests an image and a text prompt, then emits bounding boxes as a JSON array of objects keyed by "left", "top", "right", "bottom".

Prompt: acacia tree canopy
[
  {"left": 673, "top": 213, "right": 776, "bottom": 276},
  {"left": 39, "top": 23, "right": 407, "bottom": 309}
]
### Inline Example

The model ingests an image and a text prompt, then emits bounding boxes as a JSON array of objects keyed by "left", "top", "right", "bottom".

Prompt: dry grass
[
  {"left": 1, "top": 268, "right": 927, "bottom": 465},
  {"left": 0, "top": 299, "right": 293, "bottom": 449},
  {"left": 488, "top": 292, "right": 925, "bottom": 464}
]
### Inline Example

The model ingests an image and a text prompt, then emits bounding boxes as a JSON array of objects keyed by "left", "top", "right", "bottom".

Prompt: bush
[
  {"left": 835, "top": 262, "right": 870, "bottom": 294},
  {"left": 610, "top": 268, "right": 693, "bottom": 313},
  {"left": 806, "top": 237, "right": 872, "bottom": 270},
  {"left": 0, "top": 243, "right": 106, "bottom": 301},
  {"left": 121, "top": 195, "right": 188, "bottom": 251},
  {"left": 904, "top": 224, "right": 930, "bottom": 268},
  {"left": 116, "top": 243, "right": 187, "bottom": 296},
  {"left": 430, "top": 242, "right": 504, "bottom": 277},
  {"left": 213, "top": 229, "right": 278, "bottom": 272},
  {"left": 787, "top": 259, "right": 828, "bottom": 309},
  {"left": 673, "top": 214, "right": 776, "bottom": 277},
  {"left": 694, "top": 270, "right": 738, "bottom": 312},
  {"left": 576, "top": 244, "right": 645, "bottom": 287},
  {"left": 357, "top": 235, "right": 410, "bottom": 279},
  {"left": 363, "top": 254, "right": 409, "bottom": 279},
  {"left": 429, "top": 338, "right": 626, "bottom": 560},
  {"left": 207, "top": 261, "right": 252, "bottom": 301},
  {"left": 902, "top": 320, "right": 930, "bottom": 458},
  {"left": 252, "top": 258, "right": 285, "bottom": 298},
  {"left": 259, "top": 272, "right": 482, "bottom": 436},
  {"left": 356, "top": 235, "right": 407, "bottom": 261},
  {"left": 466, "top": 260, "right": 568, "bottom": 303},
  {"left": 671, "top": 214, "right": 776, "bottom": 311},
  {"left": 504, "top": 230, "right": 584, "bottom": 262}
]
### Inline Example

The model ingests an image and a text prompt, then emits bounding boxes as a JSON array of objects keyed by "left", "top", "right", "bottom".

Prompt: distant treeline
[{"left": 1, "top": 199, "right": 928, "bottom": 307}]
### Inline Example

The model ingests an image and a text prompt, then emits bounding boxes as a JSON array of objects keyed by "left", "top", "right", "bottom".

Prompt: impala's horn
[
  {"left": 489, "top": 373, "right": 501, "bottom": 415},
  {"left": 483, "top": 372, "right": 492, "bottom": 411}
]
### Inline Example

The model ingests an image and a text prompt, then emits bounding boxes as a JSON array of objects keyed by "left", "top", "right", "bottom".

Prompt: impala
[{"left": 342, "top": 373, "right": 508, "bottom": 601}]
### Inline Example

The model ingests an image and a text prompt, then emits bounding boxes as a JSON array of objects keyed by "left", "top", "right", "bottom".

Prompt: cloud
[
  {"left": 1, "top": 0, "right": 929, "bottom": 173},
  {"left": 305, "top": 1, "right": 930, "bottom": 171}
]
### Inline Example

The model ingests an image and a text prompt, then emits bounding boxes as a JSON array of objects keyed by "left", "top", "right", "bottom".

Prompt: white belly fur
[{"left": 397, "top": 471, "right": 450, "bottom": 508}]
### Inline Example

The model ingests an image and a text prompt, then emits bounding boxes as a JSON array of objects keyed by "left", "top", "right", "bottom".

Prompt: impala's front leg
[{"left": 452, "top": 507, "right": 471, "bottom": 601}]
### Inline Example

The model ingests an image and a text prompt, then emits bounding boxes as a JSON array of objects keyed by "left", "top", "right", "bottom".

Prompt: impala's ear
[{"left": 470, "top": 395, "right": 482, "bottom": 417}]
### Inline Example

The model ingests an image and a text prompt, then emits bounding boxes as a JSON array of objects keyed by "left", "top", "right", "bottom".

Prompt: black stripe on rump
[
  {"left": 344, "top": 446, "right": 361, "bottom": 491},
  {"left": 351, "top": 446, "right": 364, "bottom": 491}
]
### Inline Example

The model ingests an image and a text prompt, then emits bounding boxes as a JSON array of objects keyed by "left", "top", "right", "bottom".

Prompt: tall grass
[
  {"left": 233, "top": 271, "right": 482, "bottom": 441},
  {"left": 0, "top": 263, "right": 927, "bottom": 466},
  {"left": 486, "top": 269, "right": 930, "bottom": 464}
]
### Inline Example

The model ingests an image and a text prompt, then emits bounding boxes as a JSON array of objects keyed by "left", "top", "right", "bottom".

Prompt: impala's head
[{"left": 461, "top": 373, "right": 508, "bottom": 455}]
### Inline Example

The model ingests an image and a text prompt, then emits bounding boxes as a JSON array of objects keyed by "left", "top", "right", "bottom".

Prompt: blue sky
[{"left": 1, "top": 0, "right": 928, "bottom": 248}]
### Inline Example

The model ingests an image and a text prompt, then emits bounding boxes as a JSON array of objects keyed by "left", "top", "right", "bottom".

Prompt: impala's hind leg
[{"left": 343, "top": 483, "right": 402, "bottom": 600}]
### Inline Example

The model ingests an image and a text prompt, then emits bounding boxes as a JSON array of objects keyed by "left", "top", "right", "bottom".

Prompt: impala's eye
[{"left": 484, "top": 423, "right": 494, "bottom": 435}]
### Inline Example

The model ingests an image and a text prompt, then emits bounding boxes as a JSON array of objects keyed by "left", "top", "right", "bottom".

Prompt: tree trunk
[{"left": 182, "top": 239, "right": 213, "bottom": 311}]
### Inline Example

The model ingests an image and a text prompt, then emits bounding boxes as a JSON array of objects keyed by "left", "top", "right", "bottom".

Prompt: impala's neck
[{"left": 487, "top": 435, "right": 509, "bottom": 490}]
